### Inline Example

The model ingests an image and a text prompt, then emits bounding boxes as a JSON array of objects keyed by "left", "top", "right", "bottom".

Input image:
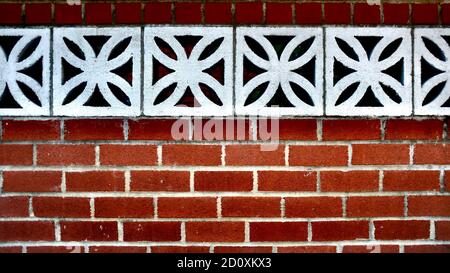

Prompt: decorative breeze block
[
  {"left": 325, "top": 27, "right": 412, "bottom": 116},
  {"left": 235, "top": 27, "right": 324, "bottom": 116},
  {"left": 0, "top": 29, "right": 50, "bottom": 116},
  {"left": 53, "top": 27, "right": 141, "bottom": 116},
  {"left": 144, "top": 27, "right": 233, "bottom": 116}
]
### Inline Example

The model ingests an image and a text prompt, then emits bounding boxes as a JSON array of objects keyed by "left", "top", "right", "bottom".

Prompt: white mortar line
[
  {"left": 244, "top": 222, "right": 250, "bottom": 242},
  {"left": 252, "top": 170, "right": 258, "bottom": 192}
]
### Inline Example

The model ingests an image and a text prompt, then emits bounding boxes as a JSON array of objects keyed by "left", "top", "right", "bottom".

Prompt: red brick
[
  {"left": 2, "top": 120, "right": 60, "bottom": 141},
  {"left": 383, "top": 3, "right": 409, "bottom": 25},
  {"left": 28, "top": 246, "right": 84, "bottom": 253},
  {"left": 342, "top": 245, "right": 399, "bottom": 253},
  {"left": 258, "top": 171, "right": 317, "bottom": 192},
  {"left": 412, "top": 4, "right": 438, "bottom": 24},
  {"left": 408, "top": 196, "right": 450, "bottom": 217},
  {"left": 129, "top": 119, "right": 189, "bottom": 140},
  {"left": 374, "top": 220, "right": 429, "bottom": 240},
  {"left": 324, "top": 3, "right": 350, "bottom": 24},
  {"left": 285, "top": 197, "right": 342, "bottom": 218},
  {"left": 66, "top": 171, "right": 124, "bottom": 192},
  {"left": 124, "top": 222, "right": 180, "bottom": 242},
  {"left": 33, "top": 197, "right": 90, "bottom": 218},
  {"left": 85, "top": 3, "right": 112, "bottom": 25},
  {"left": 346, "top": 196, "right": 404, "bottom": 217},
  {"left": 312, "top": 221, "right": 369, "bottom": 241},
  {"left": 152, "top": 246, "right": 210, "bottom": 253},
  {"left": 0, "top": 221, "right": 54, "bottom": 241},
  {"left": 115, "top": 3, "right": 141, "bottom": 24},
  {"left": 175, "top": 2, "right": 201, "bottom": 24},
  {"left": 61, "top": 221, "right": 118, "bottom": 241},
  {"left": 25, "top": 3, "right": 52, "bottom": 24},
  {"left": 352, "top": 144, "right": 409, "bottom": 165},
  {"left": 204, "top": 3, "right": 232, "bottom": 24},
  {"left": 55, "top": 4, "right": 82, "bottom": 24},
  {"left": 321, "top": 171, "right": 379, "bottom": 192},
  {"left": 144, "top": 2, "right": 172, "bottom": 24},
  {"left": 0, "top": 144, "right": 33, "bottom": 165},
  {"left": 100, "top": 144, "right": 157, "bottom": 166},
  {"left": 436, "top": 221, "right": 450, "bottom": 240},
  {"left": 0, "top": 247, "right": 22, "bottom": 253},
  {"left": 131, "top": 171, "right": 190, "bottom": 192},
  {"left": 278, "top": 246, "right": 336, "bottom": 253},
  {"left": 226, "top": 145, "right": 285, "bottom": 166},
  {"left": 442, "top": 4, "right": 450, "bottom": 25},
  {"left": 383, "top": 170, "right": 440, "bottom": 192},
  {"left": 414, "top": 144, "right": 450, "bottom": 165},
  {"left": 0, "top": 3, "right": 22, "bottom": 24},
  {"left": 64, "top": 119, "right": 123, "bottom": 140},
  {"left": 37, "top": 144, "right": 95, "bottom": 166},
  {"left": 158, "top": 197, "right": 217, "bottom": 218},
  {"left": 266, "top": 3, "right": 292, "bottom": 24},
  {"left": 164, "top": 144, "right": 221, "bottom": 166},
  {"left": 95, "top": 198, "right": 153, "bottom": 218},
  {"left": 194, "top": 119, "right": 251, "bottom": 141},
  {"left": 235, "top": 2, "right": 263, "bottom": 24},
  {"left": 90, "top": 246, "right": 146, "bottom": 253},
  {"left": 290, "top": 145, "right": 348, "bottom": 166},
  {"left": 251, "top": 222, "right": 308, "bottom": 242},
  {"left": 404, "top": 245, "right": 450, "bottom": 253},
  {"left": 186, "top": 222, "right": 245, "bottom": 242},
  {"left": 322, "top": 120, "right": 381, "bottom": 140},
  {"left": 0, "top": 197, "right": 29, "bottom": 217},
  {"left": 385, "top": 119, "right": 443, "bottom": 140},
  {"left": 214, "top": 246, "right": 272, "bottom": 253},
  {"left": 354, "top": 3, "right": 381, "bottom": 25},
  {"left": 222, "top": 197, "right": 281, "bottom": 217},
  {"left": 2, "top": 171, "right": 61, "bottom": 193},
  {"left": 260, "top": 119, "right": 317, "bottom": 140},
  {"left": 296, "top": 3, "right": 322, "bottom": 25},
  {"left": 195, "top": 171, "right": 253, "bottom": 192}
]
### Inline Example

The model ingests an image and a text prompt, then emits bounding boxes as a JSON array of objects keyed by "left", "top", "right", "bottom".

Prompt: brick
[
  {"left": 346, "top": 197, "right": 404, "bottom": 217},
  {"left": 352, "top": 144, "right": 409, "bottom": 165},
  {"left": 33, "top": 197, "right": 90, "bottom": 218},
  {"left": 0, "top": 4, "right": 22, "bottom": 24},
  {"left": 61, "top": 221, "right": 118, "bottom": 241},
  {"left": 175, "top": 3, "right": 201, "bottom": 24},
  {"left": 222, "top": 197, "right": 281, "bottom": 218},
  {"left": 226, "top": 145, "right": 285, "bottom": 166},
  {"left": 446, "top": 171, "right": 450, "bottom": 192},
  {"left": 296, "top": 3, "right": 322, "bottom": 25},
  {"left": 354, "top": 3, "right": 381, "bottom": 25},
  {"left": 55, "top": 4, "right": 82, "bottom": 24},
  {"left": 100, "top": 144, "right": 157, "bottom": 166},
  {"left": 2, "top": 120, "right": 60, "bottom": 141},
  {"left": 278, "top": 246, "right": 336, "bottom": 253},
  {"left": 324, "top": 3, "right": 351, "bottom": 24},
  {"left": 90, "top": 246, "right": 146, "bottom": 253},
  {"left": 25, "top": 3, "right": 52, "bottom": 24},
  {"left": 194, "top": 119, "right": 251, "bottom": 141},
  {"left": 408, "top": 196, "right": 450, "bottom": 216},
  {"left": 412, "top": 4, "right": 438, "bottom": 24},
  {"left": 0, "top": 144, "right": 33, "bottom": 165},
  {"left": 186, "top": 222, "right": 245, "bottom": 242},
  {"left": 131, "top": 171, "right": 190, "bottom": 192},
  {"left": 129, "top": 119, "right": 189, "bottom": 140},
  {"left": 0, "top": 197, "right": 29, "bottom": 217},
  {"left": 2, "top": 171, "right": 61, "bottom": 193},
  {"left": 144, "top": 2, "right": 172, "bottom": 24},
  {"left": 374, "top": 220, "right": 429, "bottom": 240},
  {"left": 442, "top": 4, "right": 450, "bottom": 25},
  {"left": 414, "top": 144, "right": 450, "bottom": 165},
  {"left": 28, "top": 246, "right": 84, "bottom": 253},
  {"left": 115, "top": 3, "right": 141, "bottom": 24},
  {"left": 214, "top": 246, "right": 273, "bottom": 253},
  {"left": 66, "top": 171, "right": 124, "bottom": 192},
  {"left": 322, "top": 120, "right": 380, "bottom": 140},
  {"left": 0, "top": 247, "right": 22, "bottom": 253},
  {"left": 385, "top": 119, "right": 443, "bottom": 140},
  {"left": 383, "top": 170, "right": 440, "bottom": 192},
  {"left": 285, "top": 197, "right": 342, "bottom": 218},
  {"left": 383, "top": 3, "right": 409, "bottom": 25},
  {"left": 250, "top": 222, "right": 308, "bottom": 242},
  {"left": 436, "top": 221, "right": 450, "bottom": 240},
  {"left": 235, "top": 2, "right": 263, "bottom": 24},
  {"left": 64, "top": 119, "right": 123, "bottom": 140},
  {"left": 85, "top": 3, "right": 112, "bottom": 25},
  {"left": 258, "top": 171, "right": 317, "bottom": 192},
  {"left": 404, "top": 245, "right": 450, "bottom": 253},
  {"left": 95, "top": 198, "right": 153, "bottom": 218},
  {"left": 163, "top": 144, "right": 221, "bottom": 166},
  {"left": 290, "top": 145, "right": 348, "bottom": 166},
  {"left": 124, "top": 222, "right": 180, "bottom": 242},
  {"left": 195, "top": 171, "right": 253, "bottom": 192},
  {"left": 312, "top": 221, "right": 369, "bottom": 241},
  {"left": 321, "top": 171, "right": 379, "bottom": 192},
  {"left": 37, "top": 144, "right": 95, "bottom": 166},
  {"left": 260, "top": 119, "right": 316, "bottom": 140},
  {"left": 158, "top": 197, "right": 217, "bottom": 218},
  {"left": 342, "top": 245, "right": 399, "bottom": 253},
  {"left": 266, "top": 3, "right": 292, "bottom": 24},
  {"left": 152, "top": 246, "right": 210, "bottom": 253},
  {"left": 0, "top": 221, "right": 54, "bottom": 241},
  {"left": 204, "top": 3, "right": 232, "bottom": 24}
]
